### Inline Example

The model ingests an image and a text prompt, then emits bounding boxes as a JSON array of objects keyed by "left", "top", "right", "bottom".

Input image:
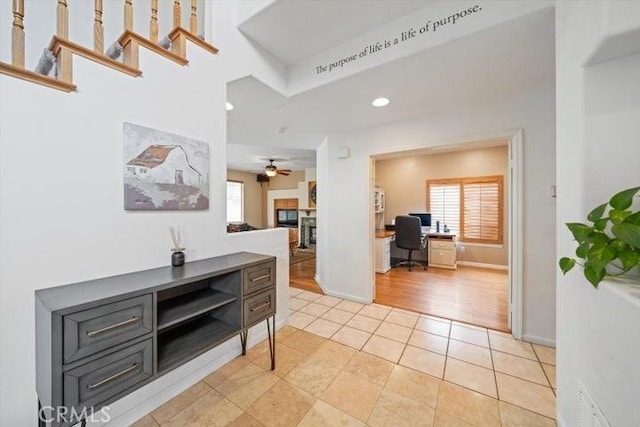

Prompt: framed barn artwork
[{"left": 123, "top": 123, "right": 209, "bottom": 210}]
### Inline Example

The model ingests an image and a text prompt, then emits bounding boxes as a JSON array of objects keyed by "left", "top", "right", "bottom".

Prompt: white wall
[
  {"left": 556, "top": 2, "right": 640, "bottom": 426},
  {"left": 316, "top": 89, "right": 557, "bottom": 343},
  {"left": 0, "top": 2, "right": 291, "bottom": 425}
]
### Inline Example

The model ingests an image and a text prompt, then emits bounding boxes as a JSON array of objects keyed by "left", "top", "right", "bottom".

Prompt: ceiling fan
[{"left": 264, "top": 159, "right": 291, "bottom": 177}]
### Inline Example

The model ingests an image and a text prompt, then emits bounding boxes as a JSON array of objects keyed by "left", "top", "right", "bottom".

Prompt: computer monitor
[{"left": 409, "top": 213, "right": 431, "bottom": 227}]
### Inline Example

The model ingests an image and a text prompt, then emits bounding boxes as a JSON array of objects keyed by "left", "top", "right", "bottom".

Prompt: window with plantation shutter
[
  {"left": 427, "top": 181, "right": 461, "bottom": 235},
  {"left": 462, "top": 177, "right": 503, "bottom": 244},
  {"left": 427, "top": 175, "right": 503, "bottom": 244}
]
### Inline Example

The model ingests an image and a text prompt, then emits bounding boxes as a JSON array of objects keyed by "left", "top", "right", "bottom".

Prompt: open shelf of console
[
  {"left": 157, "top": 314, "right": 239, "bottom": 372},
  {"left": 157, "top": 288, "right": 237, "bottom": 331}
]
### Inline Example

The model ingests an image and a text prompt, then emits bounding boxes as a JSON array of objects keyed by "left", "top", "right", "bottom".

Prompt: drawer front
[
  {"left": 63, "top": 339, "right": 152, "bottom": 411},
  {"left": 243, "top": 261, "right": 275, "bottom": 296},
  {"left": 63, "top": 295, "right": 152, "bottom": 364},
  {"left": 430, "top": 249, "right": 456, "bottom": 266},
  {"left": 429, "top": 240, "right": 455, "bottom": 250},
  {"left": 243, "top": 288, "right": 276, "bottom": 327}
]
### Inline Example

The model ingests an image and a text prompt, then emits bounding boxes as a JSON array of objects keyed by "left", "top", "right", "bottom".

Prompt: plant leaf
[
  {"left": 587, "top": 203, "right": 608, "bottom": 222},
  {"left": 576, "top": 242, "right": 590, "bottom": 258},
  {"left": 611, "top": 240, "right": 627, "bottom": 252},
  {"left": 587, "top": 243, "right": 617, "bottom": 271},
  {"left": 584, "top": 264, "right": 605, "bottom": 288},
  {"left": 609, "top": 187, "right": 640, "bottom": 210},
  {"left": 625, "top": 211, "right": 640, "bottom": 225},
  {"left": 566, "top": 223, "right": 592, "bottom": 243},
  {"left": 611, "top": 223, "right": 640, "bottom": 249},
  {"left": 610, "top": 209, "right": 632, "bottom": 225},
  {"left": 618, "top": 250, "right": 639, "bottom": 271},
  {"left": 559, "top": 257, "right": 576, "bottom": 274},
  {"left": 593, "top": 218, "right": 609, "bottom": 231},
  {"left": 586, "top": 232, "right": 609, "bottom": 245}
]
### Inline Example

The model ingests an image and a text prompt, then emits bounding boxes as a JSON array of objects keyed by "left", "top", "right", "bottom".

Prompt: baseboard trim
[
  {"left": 523, "top": 333, "right": 556, "bottom": 348},
  {"left": 313, "top": 274, "right": 368, "bottom": 303},
  {"left": 313, "top": 273, "right": 328, "bottom": 294},
  {"left": 457, "top": 261, "right": 508, "bottom": 270},
  {"left": 322, "top": 289, "right": 368, "bottom": 304}
]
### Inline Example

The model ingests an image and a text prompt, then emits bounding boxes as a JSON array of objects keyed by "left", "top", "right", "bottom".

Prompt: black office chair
[{"left": 394, "top": 215, "right": 427, "bottom": 271}]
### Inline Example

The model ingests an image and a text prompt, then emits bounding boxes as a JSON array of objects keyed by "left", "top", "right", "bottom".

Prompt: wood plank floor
[
  {"left": 289, "top": 258, "right": 509, "bottom": 332},
  {"left": 375, "top": 265, "right": 509, "bottom": 332},
  {"left": 289, "top": 257, "right": 323, "bottom": 294}
]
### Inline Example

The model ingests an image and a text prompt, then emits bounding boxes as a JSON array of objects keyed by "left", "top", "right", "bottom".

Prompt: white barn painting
[{"left": 124, "top": 123, "right": 209, "bottom": 210}]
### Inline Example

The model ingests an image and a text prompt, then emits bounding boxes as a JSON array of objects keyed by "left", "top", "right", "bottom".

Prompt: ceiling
[
  {"left": 227, "top": 144, "right": 316, "bottom": 174},
  {"left": 238, "top": 1, "right": 435, "bottom": 66},
  {"left": 227, "top": 6, "right": 555, "bottom": 172}
]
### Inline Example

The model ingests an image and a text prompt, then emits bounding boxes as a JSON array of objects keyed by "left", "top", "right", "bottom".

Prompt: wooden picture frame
[{"left": 308, "top": 181, "right": 317, "bottom": 207}]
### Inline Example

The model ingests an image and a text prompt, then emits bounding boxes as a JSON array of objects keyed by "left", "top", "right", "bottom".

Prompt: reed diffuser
[{"left": 169, "top": 226, "right": 185, "bottom": 267}]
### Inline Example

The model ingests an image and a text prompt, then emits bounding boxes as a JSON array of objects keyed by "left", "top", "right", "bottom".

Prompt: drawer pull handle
[
  {"left": 250, "top": 301, "right": 271, "bottom": 312},
  {"left": 250, "top": 274, "right": 270, "bottom": 283},
  {"left": 87, "top": 364, "right": 138, "bottom": 390},
  {"left": 87, "top": 316, "right": 140, "bottom": 337}
]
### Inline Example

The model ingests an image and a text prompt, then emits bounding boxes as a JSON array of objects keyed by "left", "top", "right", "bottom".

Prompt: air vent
[{"left": 577, "top": 380, "right": 610, "bottom": 427}]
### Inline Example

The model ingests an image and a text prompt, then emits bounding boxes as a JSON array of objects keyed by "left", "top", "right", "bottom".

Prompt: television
[
  {"left": 277, "top": 209, "right": 298, "bottom": 227},
  {"left": 409, "top": 213, "right": 431, "bottom": 227}
]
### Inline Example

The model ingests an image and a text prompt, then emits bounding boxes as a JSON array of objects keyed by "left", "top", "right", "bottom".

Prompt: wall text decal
[{"left": 314, "top": 5, "right": 484, "bottom": 75}]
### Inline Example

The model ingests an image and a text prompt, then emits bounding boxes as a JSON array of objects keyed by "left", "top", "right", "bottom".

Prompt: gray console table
[{"left": 35, "top": 252, "right": 276, "bottom": 427}]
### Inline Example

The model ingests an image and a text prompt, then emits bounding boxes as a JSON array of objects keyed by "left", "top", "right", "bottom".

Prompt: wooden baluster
[
  {"left": 173, "top": 0, "right": 181, "bottom": 28},
  {"left": 57, "top": 0, "right": 68, "bottom": 39},
  {"left": 150, "top": 0, "right": 158, "bottom": 43},
  {"left": 94, "top": 0, "right": 104, "bottom": 54},
  {"left": 55, "top": 0, "right": 72, "bottom": 82},
  {"left": 123, "top": 0, "right": 138, "bottom": 68},
  {"left": 124, "top": 0, "right": 133, "bottom": 32},
  {"left": 11, "top": 0, "right": 25, "bottom": 68},
  {"left": 190, "top": 0, "right": 197, "bottom": 34}
]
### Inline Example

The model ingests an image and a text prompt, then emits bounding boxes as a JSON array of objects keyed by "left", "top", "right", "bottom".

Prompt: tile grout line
[
  {"left": 487, "top": 328, "right": 501, "bottom": 403},
  {"left": 286, "top": 286, "right": 556, "bottom": 421}
]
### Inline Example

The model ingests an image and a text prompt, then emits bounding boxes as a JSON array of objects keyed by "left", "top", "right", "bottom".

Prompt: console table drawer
[
  {"left": 243, "top": 261, "right": 275, "bottom": 295},
  {"left": 63, "top": 295, "right": 152, "bottom": 364},
  {"left": 63, "top": 339, "right": 152, "bottom": 411},
  {"left": 243, "top": 288, "right": 276, "bottom": 327}
]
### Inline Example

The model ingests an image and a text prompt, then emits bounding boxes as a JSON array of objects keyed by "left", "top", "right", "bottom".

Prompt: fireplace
[{"left": 299, "top": 216, "right": 316, "bottom": 248}]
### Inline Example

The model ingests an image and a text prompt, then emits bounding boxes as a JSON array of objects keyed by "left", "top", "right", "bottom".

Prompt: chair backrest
[
  {"left": 394, "top": 215, "right": 423, "bottom": 250},
  {"left": 289, "top": 228, "right": 298, "bottom": 244}
]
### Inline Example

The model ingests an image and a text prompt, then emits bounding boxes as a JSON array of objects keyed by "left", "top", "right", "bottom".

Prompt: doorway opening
[{"left": 369, "top": 131, "right": 523, "bottom": 337}]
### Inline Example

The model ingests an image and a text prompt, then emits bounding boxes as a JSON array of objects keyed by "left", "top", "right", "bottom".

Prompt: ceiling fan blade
[{"left": 277, "top": 170, "right": 291, "bottom": 176}]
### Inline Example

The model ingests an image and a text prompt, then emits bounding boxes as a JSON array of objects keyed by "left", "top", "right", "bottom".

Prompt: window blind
[
  {"left": 462, "top": 179, "right": 502, "bottom": 243},
  {"left": 427, "top": 181, "right": 460, "bottom": 235},
  {"left": 427, "top": 175, "right": 503, "bottom": 244}
]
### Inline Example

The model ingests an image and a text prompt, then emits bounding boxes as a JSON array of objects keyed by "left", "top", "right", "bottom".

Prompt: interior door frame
[{"left": 368, "top": 129, "right": 524, "bottom": 339}]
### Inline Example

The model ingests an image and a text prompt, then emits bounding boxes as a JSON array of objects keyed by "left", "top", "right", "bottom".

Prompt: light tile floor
[{"left": 133, "top": 288, "right": 557, "bottom": 426}]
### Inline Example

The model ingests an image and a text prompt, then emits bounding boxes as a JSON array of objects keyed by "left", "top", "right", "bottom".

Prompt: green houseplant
[{"left": 559, "top": 187, "right": 640, "bottom": 287}]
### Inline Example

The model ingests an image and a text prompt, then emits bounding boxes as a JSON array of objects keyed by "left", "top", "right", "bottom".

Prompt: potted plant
[{"left": 559, "top": 187, "right": 640, "bottom": 287}]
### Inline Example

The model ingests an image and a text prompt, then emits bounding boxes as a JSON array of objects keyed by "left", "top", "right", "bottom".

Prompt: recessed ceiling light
[
  {"left": 225, "top": 102, "right": 234, "bottom": 111},
  {"left": 372, "top": 97, "right": 390, "bottom": 107}
]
